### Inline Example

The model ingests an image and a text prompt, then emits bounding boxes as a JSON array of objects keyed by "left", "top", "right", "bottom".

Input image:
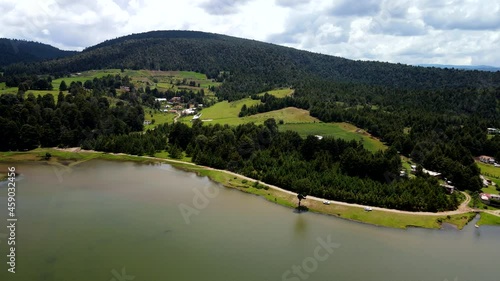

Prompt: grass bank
[
  {"left": 0, "top": 148, "right": 476, "bottom": 230},
  {"left": 167, "top": 162, "right": 476, "bottom": 229},
  {"left": 477, "top": 212, "right": 500, "bottom": 226}
]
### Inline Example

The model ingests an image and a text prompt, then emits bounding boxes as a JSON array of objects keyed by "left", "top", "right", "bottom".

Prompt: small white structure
[
  {"left": 192, "top": 113, "right": 202, "bottom": 120},
  {"left": 155, "top": 98, "right": 167, "bottom": 102},
  {"left": 143, "top": 120, "right": 151, "bottom": 125},
  {"left": 440, "top": 184, "right": 455, "bottom": 194},
  {"left": 479, "top": 155, "right": 495, "bottom": 164},
  {"left": 182, "top": 108, "right": 196, "bottom": 115},
  {"left": 422, "top": 169, "right": 441, "bottom": 177},
  {"left": 487, "top": 128, "right": 499, "bottom": 134},
  {"left": 480, "top": 175, "right": 491, "bottom": 186},
  {"left": 315, "top": 135, "right": 323, "bottom": 140}
]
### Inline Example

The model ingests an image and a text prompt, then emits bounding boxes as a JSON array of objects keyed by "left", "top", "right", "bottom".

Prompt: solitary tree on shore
[{"left": 297, "top": 193, "right": 307, "bottom": 212}]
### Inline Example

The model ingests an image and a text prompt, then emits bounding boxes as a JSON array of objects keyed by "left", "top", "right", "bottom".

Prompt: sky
[{"left": 1, "top": 0, "right": 500, "bottom": 67}]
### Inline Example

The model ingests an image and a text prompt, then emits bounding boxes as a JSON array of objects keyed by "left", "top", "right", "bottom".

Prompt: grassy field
[
  {"left": 279, "top": 122, "right": 387, "bottom": 152},
  {"left": 0, "top": 148, "right": 152, "bottom": 164},
  {"left": 242, "top": 107, "right": 318, "bottom": 124},
  {"left": 154, "top": 151, "right": 192, "bottom": 163},
  {"left": 143, "top": 107, "right": 176, "bottom": 130},
  {"left": 482, "top": 183, "right": 499, "bottom": 195},
  {"left": 190, "top": 98, "right": 261, "bottom": 123},
  {"left": 182, "top": 106, "right": 317, "bottom": 126},
  {"left": 477, "top": 161, "right": 500, "bottom": 178},
  {"left": 2, "top": 69, "right": 220, "bottom": 96},
  {"left": 182, "top": 98, "right": 386, "bottom": 152},
  {"left": 477, "top": 212, "right": 500, "bottom": 226},
  {"left": 258, "top": 88, "right": 294, "bottom": 98}
]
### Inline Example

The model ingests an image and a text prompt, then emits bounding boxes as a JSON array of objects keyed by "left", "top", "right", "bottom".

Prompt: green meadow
[
  {"left": 477, "top": 161, "right": 500, "bottom": 178},
  {"left": 1, "top": 69, "right": 220, "bottom": 96},
  {"left": 279, "top": 122, "right": 387, "bottom": 152},
  {"left": 258, "top": 88, "right": 294, "bottom": 98},
  {"left": 190, "top": 98, "right": 262, "bottom": 123},
  {"left": 477, "top": 212, "right": 500, "bottom": 226},
  {"left": 143, "top": 107, "right": 177, "bottom": 131}
]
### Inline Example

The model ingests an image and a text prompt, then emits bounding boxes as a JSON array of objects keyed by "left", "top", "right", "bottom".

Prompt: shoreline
[{"left": 1, "top": 148, "right": 499, "bottom": 229}]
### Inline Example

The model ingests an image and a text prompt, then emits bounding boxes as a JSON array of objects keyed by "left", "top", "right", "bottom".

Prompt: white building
[
  {"left": 182, "top": 109, "right": 196, "bottom": 115},
  {"left": 487, "top": 128, "right": 499, "bottom": 134}
]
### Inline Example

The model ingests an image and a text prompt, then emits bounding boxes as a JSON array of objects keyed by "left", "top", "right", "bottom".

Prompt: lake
[{"left": 0, "top": 160, "right": 498, "bottom": 281}]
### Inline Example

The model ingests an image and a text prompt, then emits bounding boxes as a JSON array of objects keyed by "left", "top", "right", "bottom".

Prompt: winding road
[{"left": 173, "top": 112, "right": 181, "bottom": 123}]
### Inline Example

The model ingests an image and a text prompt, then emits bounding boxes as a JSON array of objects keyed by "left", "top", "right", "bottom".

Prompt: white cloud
[
  {"left": 275, "top": 0, "right": 310, "bottom": 8},
  {"left": 199, "top": 0, "right": 253, "bottom": 15},
  {"left": 0, "top": 0, "right": 499, "bottom": 66}
]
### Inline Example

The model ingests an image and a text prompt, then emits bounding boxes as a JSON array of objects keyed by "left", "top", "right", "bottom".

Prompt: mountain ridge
[
  {"left": 0, "top": 38, "right": 77, "bottom": 67},
  {"left": 417, "top": 64, "right": 500, "bottom": 72},
  {"left": 3, "top": 30, "right": 500, "bottom": 97}
]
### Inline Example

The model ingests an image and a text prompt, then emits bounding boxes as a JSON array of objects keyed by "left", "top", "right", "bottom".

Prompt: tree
[
  {"left": 19, "top": 124, "right": 39, "bottom": 150},
  {"left": 297, "top": 194, "right": 307, "bottom": 211},
  {"left": 169, "top": 145, "right": 183, "bottom": 159},
  {"left": 59, "top": 80, "right": 68, "bottom": 91}
]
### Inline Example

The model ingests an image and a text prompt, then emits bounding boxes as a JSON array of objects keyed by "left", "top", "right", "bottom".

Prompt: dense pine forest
[
  {"left": 0, "top": 39, "right": 76, "bottom": 67},
  {"left": 1, "top": 30, "right": 499, "bottom": 212}
]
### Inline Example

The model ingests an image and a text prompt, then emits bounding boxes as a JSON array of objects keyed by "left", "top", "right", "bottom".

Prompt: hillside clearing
[
  {"left": 279, "top": 122, "right": 387, "bottom": 152},
  {"left": 477, "top": 161, "right": 500, "bottom": 178},
  {"left": 258, "top": 88, "right": 294, "bottom": 98},
  {"left": 191, "top": 98, "right": 261, "bottom": 123}
]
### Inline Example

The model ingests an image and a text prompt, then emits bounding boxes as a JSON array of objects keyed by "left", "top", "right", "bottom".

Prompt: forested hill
[
  {"left": 4, "top": 31, "right": 500, "bottom": 94},
  {"left": 0, "top": 39, "right": 77, "bottom": 67}
]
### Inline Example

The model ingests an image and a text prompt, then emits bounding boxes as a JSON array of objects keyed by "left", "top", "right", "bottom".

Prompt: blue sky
[{"left": 1, "top": 0, "right": 499, "bottom": 66}]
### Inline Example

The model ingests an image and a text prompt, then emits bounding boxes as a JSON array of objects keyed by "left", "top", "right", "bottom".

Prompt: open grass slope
[
  {"left": 0, "top": 148, "right": 478, "bottom": 230},
  {"left": 477, "top": 161, "right": 500, "bottom": 178},
  {"left": 482, "top": 184, "right": 499, "bottom": 195},
  {"left": 1, "top": 82, "right": 62, "bottom": 97},
  {"left": 143, "top": 107, "right": 176, "bottom": 131},
  {"left": 477, "top": 212, "right": 500, "bottom": 226},
  {"left": 243, "top": 107, "right": 317, "bottom": 124},
  {"left": 258, "top": 88, "right": 294, "bottom": 98},
  {"left": 192, "top": 98, "right": 261, "bottom": 124},
  {"left": 279, "top": 122, "right": 387, "bottom": 152},
  {"left": 183, "top": 103, "right": 317, "bottom": 126},
  {"left": 184, "top": 98, "right": 385, "bottom": 151},
  {"left": 0, "top": 148, "right": 152, "bottom": 164},
  {"left": 1, "top": 69, "right": 220, "bottom": 97}
]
